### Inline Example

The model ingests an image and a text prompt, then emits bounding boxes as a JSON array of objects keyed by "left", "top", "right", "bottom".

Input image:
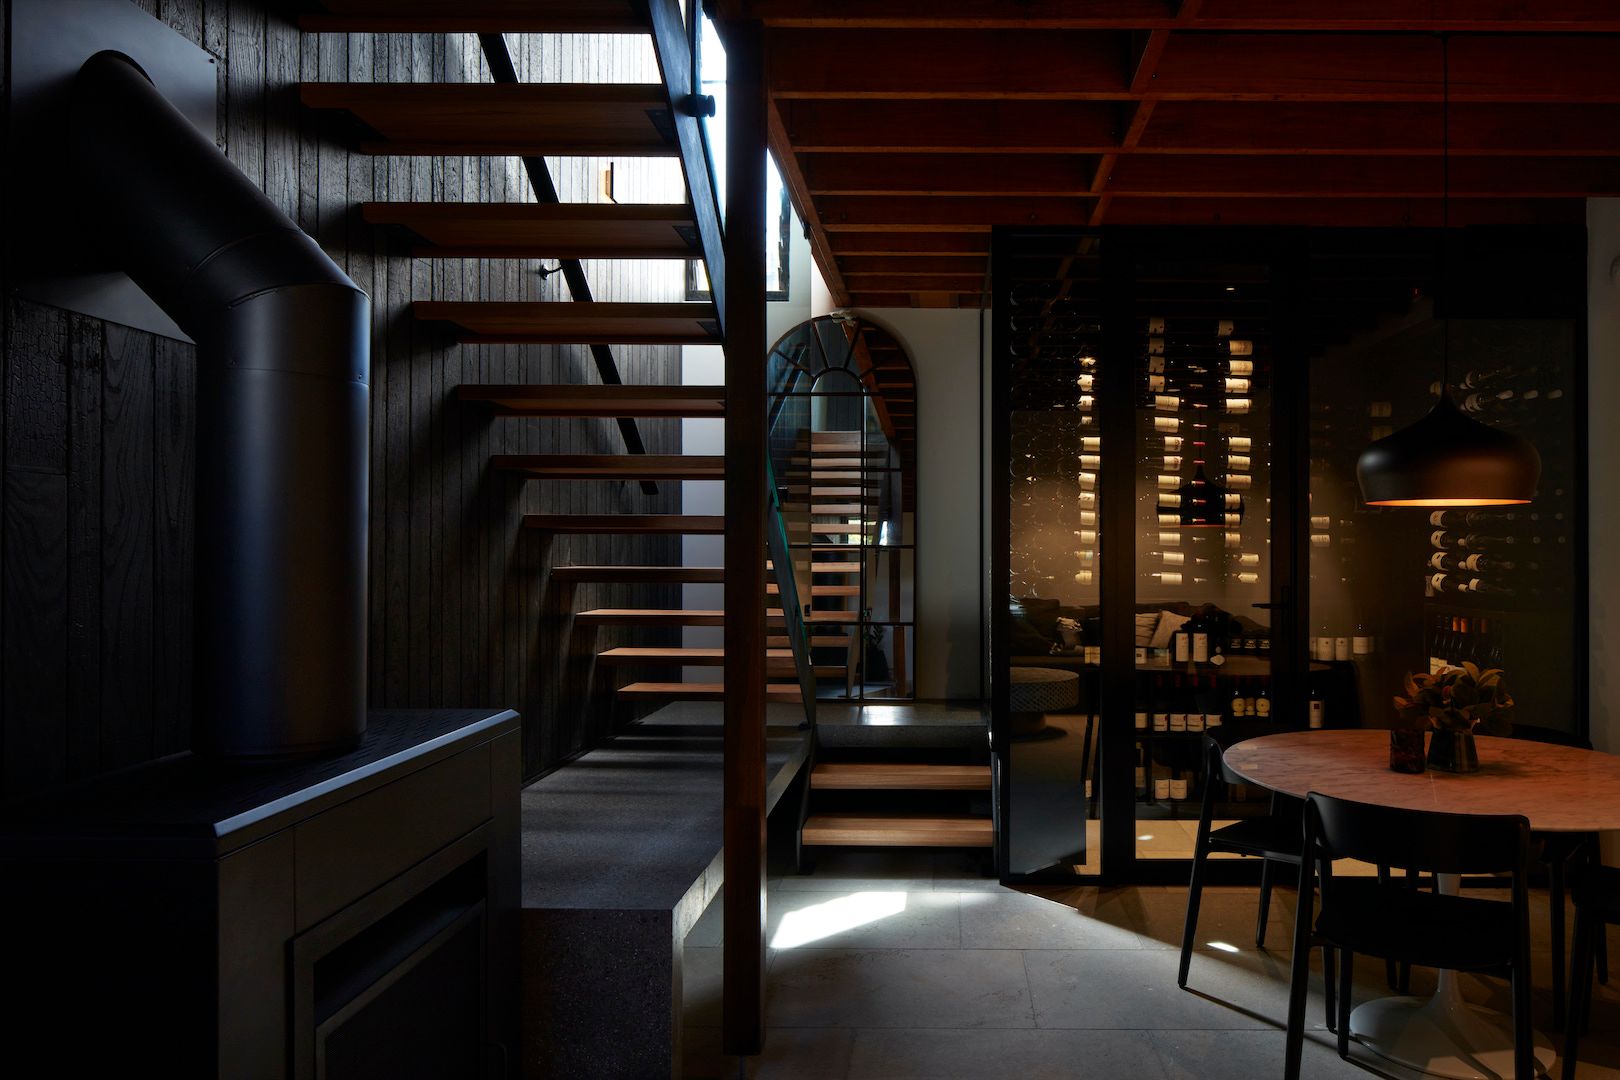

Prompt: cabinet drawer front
[{"left": 294, "top": 744, "right": 491, "bottom": 929}]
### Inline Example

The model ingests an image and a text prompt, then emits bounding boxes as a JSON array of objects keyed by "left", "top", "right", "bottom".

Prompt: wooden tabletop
[{"left": 1223, "top": 729, "right": 1620, "bottom": 834}]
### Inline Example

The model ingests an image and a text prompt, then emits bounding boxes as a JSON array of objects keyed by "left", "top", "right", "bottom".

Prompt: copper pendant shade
[{"left": 1356, "top": 392, "right": 1542, "bottom": 506}]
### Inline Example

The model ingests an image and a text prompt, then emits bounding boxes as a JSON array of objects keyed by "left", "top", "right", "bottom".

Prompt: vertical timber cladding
[{"left": 0, "top": 2, "right": 690, "bottom": 796}]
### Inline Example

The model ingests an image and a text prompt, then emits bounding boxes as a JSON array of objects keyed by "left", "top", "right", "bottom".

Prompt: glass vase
[
  {"left": 1427, "top": 729, "right": 1480, "bottom": 774},
  {"left": 1388, "top": 728, "right": 1426, "bottom": 774}
]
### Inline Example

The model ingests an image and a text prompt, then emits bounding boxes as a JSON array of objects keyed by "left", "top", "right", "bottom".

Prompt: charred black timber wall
[{"left": 0, "top": 0, "right": 683, "bottom": 797}]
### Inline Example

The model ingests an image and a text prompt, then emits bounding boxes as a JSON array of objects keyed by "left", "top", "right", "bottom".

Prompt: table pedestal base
[{"left": 1350, "top": 995, "right": 1554, "bottom": 1079}]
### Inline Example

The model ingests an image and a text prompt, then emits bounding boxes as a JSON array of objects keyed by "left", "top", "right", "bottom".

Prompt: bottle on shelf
[
  {"left": 1353, "top": 623, "right": 1373, "bottom": 656},
  {"left": 1229, "top": 683, "right": 1247, "bottom": 720},
  {"left": 1254, "top": 683, "right": 1272, "bottom": 721},
  {"left": 1333, "top": 633, "right": 1351, "bottom": 662},
  {"left": 1308, "top": 687, "right": 1325, "bottom": 729}
]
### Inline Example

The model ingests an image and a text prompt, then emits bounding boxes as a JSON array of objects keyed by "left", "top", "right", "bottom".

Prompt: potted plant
[{"left": 1393, "top": 663, "right": 1514, "bottom": 774}]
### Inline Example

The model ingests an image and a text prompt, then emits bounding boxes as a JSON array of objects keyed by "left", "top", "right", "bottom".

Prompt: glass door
[
  {"left": 993, "top": 228, "right": 1303, "bottom": 883},
  {"left": 1126, "top": 239, "right": 1285, "bottom": 867}
]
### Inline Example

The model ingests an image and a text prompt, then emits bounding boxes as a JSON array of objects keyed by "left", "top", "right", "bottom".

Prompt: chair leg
[
  {"left": 1323, "top": 945, "right": 1336, "bottom": 1032},
  {"left": 1597, "top": 922, "right": 1609, "bottom": 986},
  {"left": 1337, "top": 949, "right": 1353, "bottom": 1059},
  {"left": 1178, "top": 847, "right": 1207, "bottom": 989},
  {"left": 1564, "top": 908, "right": 1593, "bottom": 1080},
  {"left": 1377, "top": 864, "right": 1399, "bottom": 991},
  {"left": 1257, "top": 857, "right": 1276, "bottom": 948},
  {"left": 1551, "top": 857, "right": 1568, "bottom": 1031}
]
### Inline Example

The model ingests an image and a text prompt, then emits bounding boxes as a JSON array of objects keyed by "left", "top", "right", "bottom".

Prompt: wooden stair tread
[
  {"left": 299, "top": 83, "right": 676, "bottom": 157},
  {"left": 771, "top": 635, "right": 853, "bottom": 649},
  {"left": 365, "top": 202, "right": 699, "bottom": 260},
  {"left": 767, "top": 584, "right": 861, "bottom": 597},
  {"left": 551, "top": 565, "right": 724, "bottom": 583},
  {"left": 459, "top": 384, "right": 723, "bottom": 419},
  {"left": 811, "top": 763, "right": 992, "bottom": 791},
  {"left": 618, "top": 682, "right": 802, "bottom": 703},
  {"left": 300, "top": 0, "right": 648, "bottom": 34},
  {"left": 811, "top": 504, "right": 868, "bottom": 515},
  {"left": 416, "top": 301, "right": 720, "bottom": 345},
  {"left": 802, "top": 814, "right": 994, "bottom": 848},
  {"left": 492, "top": 454, "right": 725, "bottom": 480}
]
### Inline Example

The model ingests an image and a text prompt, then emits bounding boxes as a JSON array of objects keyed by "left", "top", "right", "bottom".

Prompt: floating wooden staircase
[
  {"left": 298, "top": 1, "right": 814, "bottom": 722},
  {"left": 799, "top": 757, "right": 994, "bottom": 858}
]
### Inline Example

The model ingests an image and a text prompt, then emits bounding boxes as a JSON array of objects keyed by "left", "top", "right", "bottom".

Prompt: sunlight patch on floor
[{"left": 770, "top": 891, "right": 908, "bottom": 949}]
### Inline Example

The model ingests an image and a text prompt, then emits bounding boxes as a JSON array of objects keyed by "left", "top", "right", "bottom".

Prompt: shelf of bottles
[
  {"left": 1129, "top": 258, "right": 1282, "bottom": 856},
  {"left": 1308, "top": 278, "right": 1580, "bottom": 737}
]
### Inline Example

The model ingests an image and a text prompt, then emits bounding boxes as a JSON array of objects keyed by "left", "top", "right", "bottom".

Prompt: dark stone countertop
[{"left": 0, "top": 708, "right": 518, "bottom": 856}]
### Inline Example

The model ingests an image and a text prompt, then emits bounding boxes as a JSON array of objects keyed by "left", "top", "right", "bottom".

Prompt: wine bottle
[
  {"left": 1230, "top": 684, "right": 1247, "bottom": 720},
  {"left": 1254, "top": 684, "right": 1272, "bottom": 720},
  {"left": 1429, "top": 509, "right": 1520, "bottom": 530},
  {"left": 1353, "top": 624, "right": 1373, "bottom": 656},
  {"left": 1466, "top": 578, "right": 1515, "bottom": 597},
  {"left": 1308, "top": 687, "right": 1325, "bottom": 729},
  {"left": 1430, "top": 572, "right": 1470, "bottom": 595}
]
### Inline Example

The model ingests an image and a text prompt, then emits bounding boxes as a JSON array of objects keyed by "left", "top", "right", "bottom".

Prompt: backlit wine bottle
[
  {"left": 1429, "top": 572, "right": 1470, "bottom": 595},
  {"left": 1466, "top": 578, "right": 1515, "bottom": 597},
  {"left": 1430, "top": 509, "right": 1519, "bottom": 529}
]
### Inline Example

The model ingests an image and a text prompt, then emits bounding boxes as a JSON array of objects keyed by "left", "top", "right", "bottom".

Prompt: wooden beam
[
  {"left": 766, "top": 31, "right": 1620, "bottom": 102},
  {"left": 802, "top": 154, "right": 1097, "bottom": 196},
  {"left": 767, "top": 99, "right": 850, "bottom": 306},
  {"left": 768, "top": 29, "right": 1129, "bottom": 99},
  {"left": 817, "top": 196, "right": 1093, "bottom": 229},
  {"left": 782, "top": 98, "right": 1620, "bottom": 157},
  {"left": 1105, "top": 155, "right": 1620, "bottom": 198},
  {"left": 778, "top": 99, "right": 1119, "bottom": 154},
  {"left": 721, "top": 15, "right": 767, "bottom": 1060},
  {"left": 1137, "top": 101, "right": 1620, "bottom": 157},
  {"left": 840, "top": 256, "right": 988, "bottom": 275},
  {"left": 828, "top": 232, "right": 990, "bottom": 255},
  {"left": 1101, "top": 197, "right": 1587, "bottom": 226},
  {"left": 742, "top": 0, "right": 1620, "bottom": 30}
]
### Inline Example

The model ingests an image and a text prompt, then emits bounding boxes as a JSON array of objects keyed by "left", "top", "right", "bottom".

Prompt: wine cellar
[{"left": 993, "top": 226, "right": 1586, "bottom": 883}]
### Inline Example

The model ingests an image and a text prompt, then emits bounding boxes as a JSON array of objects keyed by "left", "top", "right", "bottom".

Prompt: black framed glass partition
[{"left": 991, "top": 226, "right": 1586, "bottom": 884}]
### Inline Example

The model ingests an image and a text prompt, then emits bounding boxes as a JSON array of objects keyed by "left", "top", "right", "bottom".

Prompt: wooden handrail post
[{"left": 721, "top": 14, "right": 769, "bottom": 1060}]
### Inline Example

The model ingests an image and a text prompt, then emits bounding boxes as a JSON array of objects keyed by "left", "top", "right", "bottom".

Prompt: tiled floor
[{"left": 683, "top": 850, "right": 1620, "bottom": 1079}]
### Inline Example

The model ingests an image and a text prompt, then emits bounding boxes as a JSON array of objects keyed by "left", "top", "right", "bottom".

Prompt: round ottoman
[{"left": 1009, "top": 667, "right": 1079, "bottom": 738}]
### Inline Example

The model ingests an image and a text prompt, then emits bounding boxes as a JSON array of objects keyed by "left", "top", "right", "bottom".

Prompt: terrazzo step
[
  {"left": 801, "top": 813, "right": 994, "bottom": 848},
  {"left": 810, "top": 763, "right": 992, "bottom": 791}
]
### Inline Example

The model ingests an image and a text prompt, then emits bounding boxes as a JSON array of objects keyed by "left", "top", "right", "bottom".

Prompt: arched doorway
[{"left": 766, "top": 315, "right": 917, "bottom": 700}]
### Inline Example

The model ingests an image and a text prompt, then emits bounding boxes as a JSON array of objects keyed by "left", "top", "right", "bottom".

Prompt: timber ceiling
[{"left": 716, "top": 0, "right": 1620, "bottom": 308}]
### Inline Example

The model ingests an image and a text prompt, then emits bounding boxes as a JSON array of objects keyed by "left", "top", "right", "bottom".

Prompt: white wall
[{"left": 849, "top": 307, "right": 991, "bottom": 702}]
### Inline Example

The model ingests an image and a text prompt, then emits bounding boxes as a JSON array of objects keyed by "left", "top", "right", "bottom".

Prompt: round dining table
[{"left": 1224, "top": 728, "right": 1620, "bottom": 1080}]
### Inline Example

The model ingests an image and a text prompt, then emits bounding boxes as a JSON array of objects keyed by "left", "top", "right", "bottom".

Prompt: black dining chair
[
  {"left": 1510, "top": 724, "right": 1605, "bottom": 1029},
  {"left": 1562, "top": 862, "right": 1620, "bottom": 1078},
  {"left": 1283, "top": 792, "right": 1535, "bottom": 1080},
  {"left": 1178, "top": 723, "right": 1340, "bottom": 1028}
]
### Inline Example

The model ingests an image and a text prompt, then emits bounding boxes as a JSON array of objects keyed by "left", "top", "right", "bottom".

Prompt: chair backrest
[
  {"left": 1202, "top": 720, "right": 1275, "bottom": 787},
  {"left": 1305, "top": 791, "right": 1530, "bottom": 878}
]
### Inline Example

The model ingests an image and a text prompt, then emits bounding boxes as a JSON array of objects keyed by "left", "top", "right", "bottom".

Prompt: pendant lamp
[{"left": 1354, "top": 35, "right": 1541, "bottom": 507}]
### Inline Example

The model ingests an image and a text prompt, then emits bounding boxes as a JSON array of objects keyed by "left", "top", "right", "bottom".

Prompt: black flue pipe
[{"left": 69, "top": 51, "right": 369, "bottom": 757}]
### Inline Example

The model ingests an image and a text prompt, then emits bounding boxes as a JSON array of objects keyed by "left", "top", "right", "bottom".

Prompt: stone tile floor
[{"left": 683, "top": 851, "right": 1620, "bottom": 1079}]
